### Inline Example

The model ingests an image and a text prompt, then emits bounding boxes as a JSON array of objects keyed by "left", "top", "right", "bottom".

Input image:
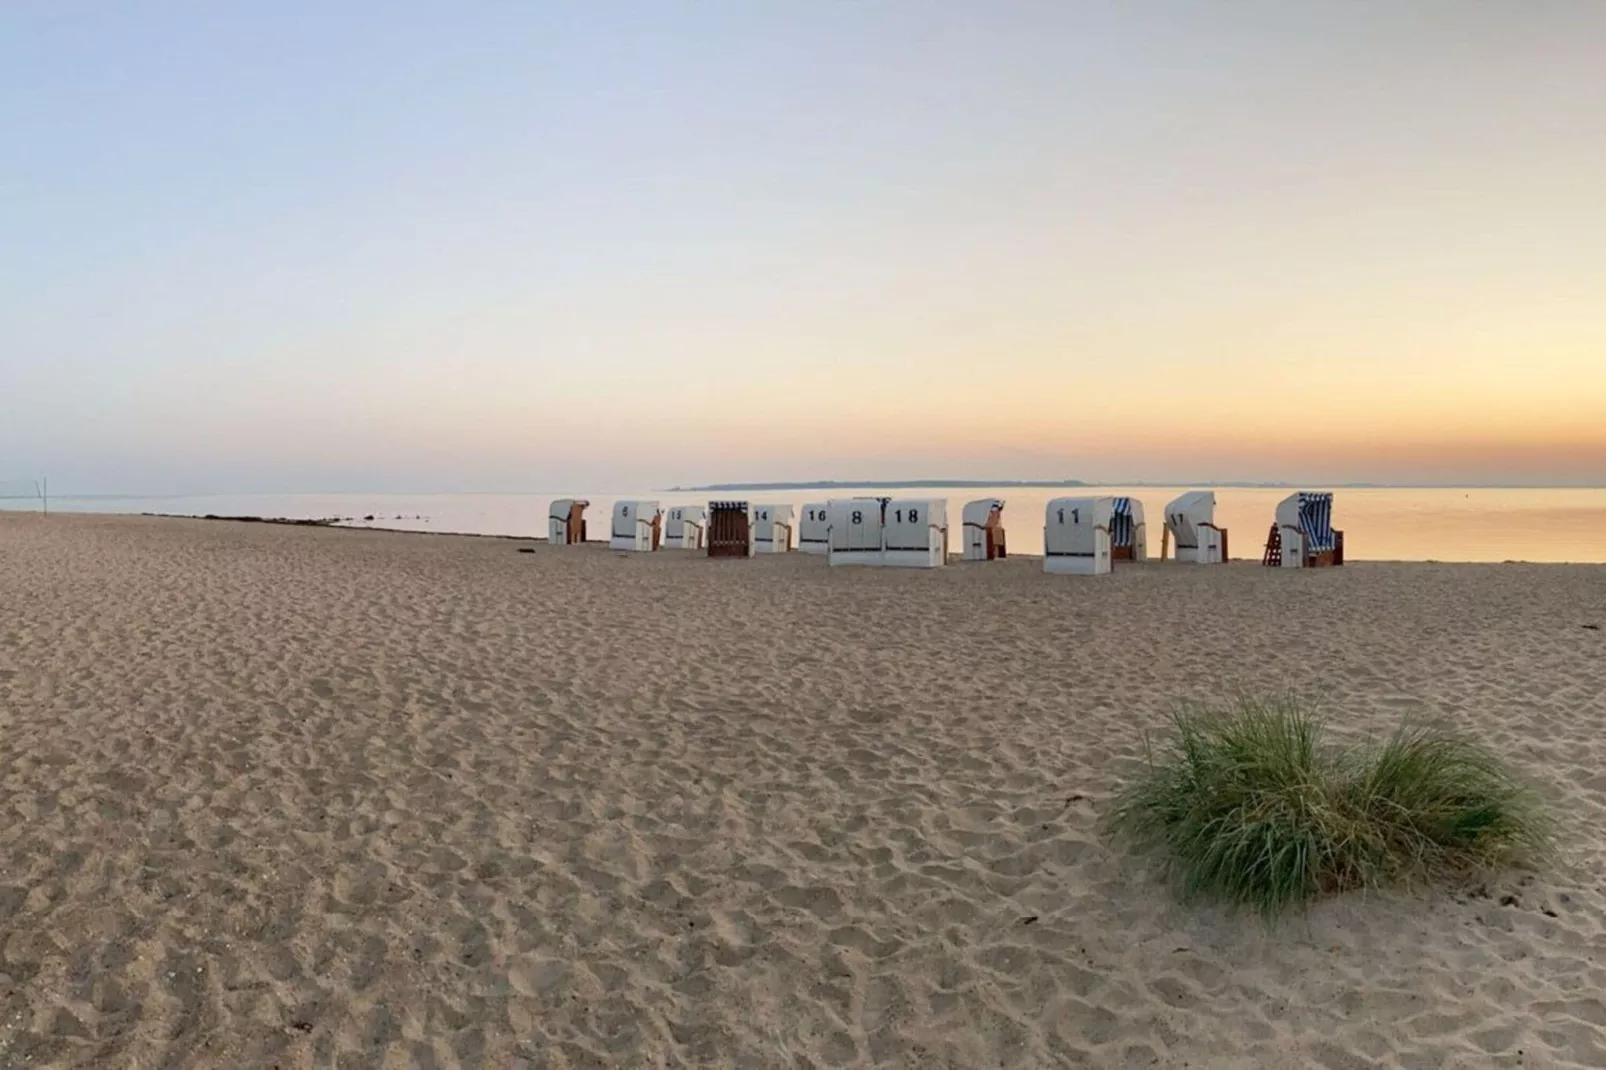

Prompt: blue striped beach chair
[
  {"left": 1109, "top": 497, "right": 1148, "bottom": 562},
  {"left": 1265, "top": 492, "right": 1344, "bottom": 567}
]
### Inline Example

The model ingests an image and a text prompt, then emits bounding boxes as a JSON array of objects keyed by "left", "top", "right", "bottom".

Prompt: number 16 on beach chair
[
  {"left": 798, "top": 503, "right": 830, "bottom": 554},
  {"left": 1044, "top": 497, "right": 1113, "bottom": 575}
]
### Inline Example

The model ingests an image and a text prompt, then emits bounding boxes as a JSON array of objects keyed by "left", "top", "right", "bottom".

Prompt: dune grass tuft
[{"left": 1105, "top": 696, "right": 1555, "bottom": 917}]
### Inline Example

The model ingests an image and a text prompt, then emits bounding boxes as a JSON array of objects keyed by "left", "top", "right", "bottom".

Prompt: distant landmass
[
  {"left": 668, "top": 479, "right": 1091, "bottom": 492},
  {"left": 667, "top": 479, "right": 1433, "bottom": 492}
]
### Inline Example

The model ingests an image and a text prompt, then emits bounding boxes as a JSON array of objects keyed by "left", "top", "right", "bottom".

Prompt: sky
[{"left": 3, "top": 2, "right": 1604, "bottom": 494}]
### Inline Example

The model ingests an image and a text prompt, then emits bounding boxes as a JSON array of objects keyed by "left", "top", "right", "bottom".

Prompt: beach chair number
[
  {"left": 890, "top": 508, "right": 919, "bottom": 523},
  {"left": 1057, "top": 508, "right": 1079, "bottom": 525},
  {"left": 851, "top": 510, "right": 863, "bottom": 524}
]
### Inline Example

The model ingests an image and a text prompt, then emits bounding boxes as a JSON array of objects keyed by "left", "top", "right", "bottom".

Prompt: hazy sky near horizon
[{"left": 4, "top": 2, "right": 1604, "bottom": 494}]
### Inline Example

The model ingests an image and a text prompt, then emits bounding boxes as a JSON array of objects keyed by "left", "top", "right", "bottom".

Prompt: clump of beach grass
[{"left": 1105, "top": 695, "right": 1555, "bottom": 917}]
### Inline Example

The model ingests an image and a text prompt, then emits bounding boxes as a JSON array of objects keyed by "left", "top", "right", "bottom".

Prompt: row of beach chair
[{"left": 547, "top": 492, "right": 1344, "bottom": 571}]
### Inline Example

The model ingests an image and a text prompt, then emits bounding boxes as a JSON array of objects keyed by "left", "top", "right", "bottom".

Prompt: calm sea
[{"left": 8, "top": 487, "right": 1605, "bottom": 563}]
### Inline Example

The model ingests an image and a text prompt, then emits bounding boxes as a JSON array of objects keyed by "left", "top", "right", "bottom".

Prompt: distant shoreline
[
  {"left": 664, "top": 480, "right": 1489, "bottom": 492},
  {"left": 670, "top": 480, "right": 1089, "bottom": 492}
]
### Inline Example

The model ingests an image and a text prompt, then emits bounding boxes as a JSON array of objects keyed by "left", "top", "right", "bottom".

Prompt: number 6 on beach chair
[
  {"left": 798, "top": 503, "right": 830, "bottom": 554},
  {"left": 1110, "top": 497, "right": 1147, "bottom": 562},
  {"left": 1044, "top": 497, "right": 1113, "bottom": 574}
]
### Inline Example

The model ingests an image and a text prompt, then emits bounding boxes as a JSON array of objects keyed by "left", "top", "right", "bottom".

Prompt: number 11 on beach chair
[{"left": 1044, "top": 497, "right": 1113, "bottom": 575}]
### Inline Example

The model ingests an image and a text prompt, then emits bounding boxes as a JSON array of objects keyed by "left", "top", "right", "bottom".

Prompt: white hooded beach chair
[
  {"left": 1110, "top": 497, "right": 1148, "bottom": 562},
  {"left": 1264, "top": 492, "right": 1343, "bottom": 568},
  {"left": 1163, "top": 491, "right": 1227, "bottom": 564},
  {"left": 548, "top": 498, "right": 589, "bottom": 545},
  {"left": 752, "top": 504, "right": 794, "bottom": 553},
  {"left": 662, "top": 505, "right": 706, "bottom": 549},
  {"left": 609, "top": 500, "right": 660, "bottom": 552},
  {"left": 1044, "top": 496, "right": 1113, "bottom": 575},
  {"left": 826, "top": 498, "right": 887, "bottom": 567},
  {"left": 881, "top": 499, "right": 947, "bottom": 568},
  {"left": 961, "top": 499, "right": 1006, "bottom": 561},
  {"left": 798, "top": 503, "right": 830, "bottom": 554}
]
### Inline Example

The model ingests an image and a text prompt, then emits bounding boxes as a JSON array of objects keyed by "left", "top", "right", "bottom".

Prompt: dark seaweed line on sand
[{"left": 139, "top": 513, "right": 534, "bottom": 542}]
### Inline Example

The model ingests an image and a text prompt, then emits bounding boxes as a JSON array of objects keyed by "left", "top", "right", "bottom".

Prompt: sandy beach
[{"left": 2, "top": 512, "right": 1604, "bottom": 1069}]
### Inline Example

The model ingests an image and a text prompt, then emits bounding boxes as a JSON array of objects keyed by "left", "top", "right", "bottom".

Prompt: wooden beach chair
[
  {"left": 753, "top": 505, "right": 794, "bottom": 553},
  {"left": 707, "top": 501, "right": 755, "bottom": 558}
]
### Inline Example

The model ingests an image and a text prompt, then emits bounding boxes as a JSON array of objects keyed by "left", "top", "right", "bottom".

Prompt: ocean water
[{"left": 8, "top": 487, "right": 1605, "bottom": 563}]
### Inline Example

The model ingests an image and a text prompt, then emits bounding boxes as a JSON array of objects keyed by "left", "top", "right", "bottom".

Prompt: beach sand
[{"left": 2, "top": 512, "right": 1604, "bottom": 1069}]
